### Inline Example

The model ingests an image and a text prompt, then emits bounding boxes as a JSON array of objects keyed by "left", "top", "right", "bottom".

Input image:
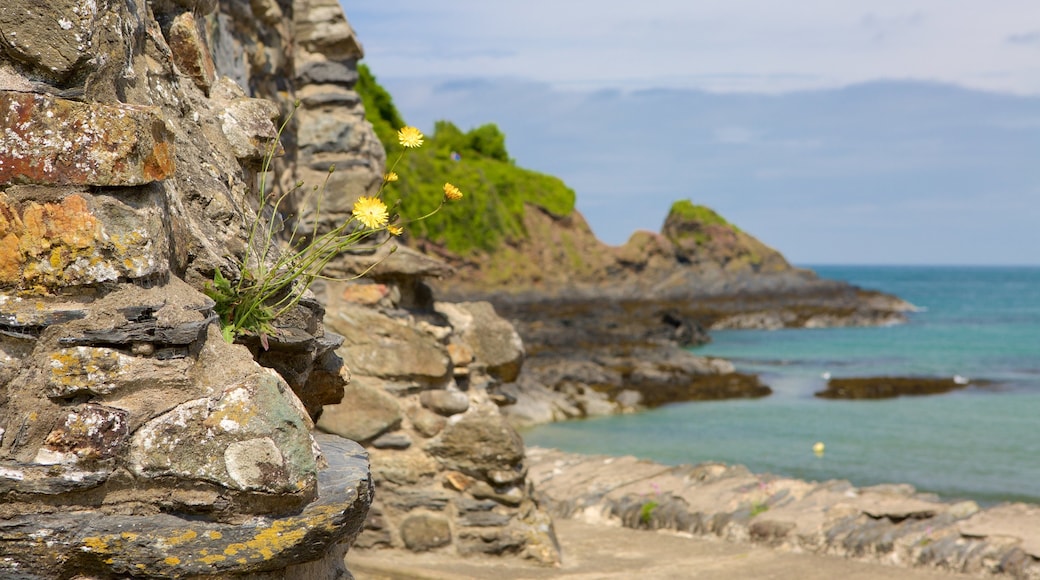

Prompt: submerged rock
[{"left": 815, "top": 376, "right": 979, "bottom": 399}]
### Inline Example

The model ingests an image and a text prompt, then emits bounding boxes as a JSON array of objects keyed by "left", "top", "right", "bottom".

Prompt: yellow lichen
[
  {"left": 164, "top": 556, "right": 181, "bottom": 566},
  {"left": 163, "top": 529, "right": 198, "bottom": 546},
  {"left": 82, "top": 536, "right": 111, "bottom": 552},
  {"left": 207, "top": 531, "right": 223, "bottom": 540},
  {"left": 199, "top": 554, "right": 227, "bottom": 565}
]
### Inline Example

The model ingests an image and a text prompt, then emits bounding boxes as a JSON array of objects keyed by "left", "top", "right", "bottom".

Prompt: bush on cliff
[{"left": 356, "top": 65, "right": 575, "bottom": 255}]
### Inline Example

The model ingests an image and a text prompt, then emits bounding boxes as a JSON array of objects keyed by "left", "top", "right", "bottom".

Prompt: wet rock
[
  {"left": 816, "top": 376, "right": 974, "bottom": 399},
  {"left": 0, "top": 92, "right": 174, "bottom": 186}
]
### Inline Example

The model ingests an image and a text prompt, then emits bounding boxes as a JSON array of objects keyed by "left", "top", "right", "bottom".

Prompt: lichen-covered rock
[
  {"left": 0, "top": 0, "right": 366, "bottom": 575},
  {"left": 0, "top": 92, "right": 175, "bottom": 186},
  {"left": 0, "top": 434, "right": 371, "bottom": 579},
  {"left": 129, "top": 370, "right": 318, "bottom": 495},
  {"left": 0, "top": 0, "right": 101, "bottom": 84}
]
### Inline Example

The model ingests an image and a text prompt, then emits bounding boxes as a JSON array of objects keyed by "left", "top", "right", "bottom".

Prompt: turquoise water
[{"left": 522, "top": 266, "right": 1040, "bottom": 504}]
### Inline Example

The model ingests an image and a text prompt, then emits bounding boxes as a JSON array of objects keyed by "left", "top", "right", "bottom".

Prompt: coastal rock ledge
[{"left": 528, "top": 447, "right": 1040, "bottom": 579}]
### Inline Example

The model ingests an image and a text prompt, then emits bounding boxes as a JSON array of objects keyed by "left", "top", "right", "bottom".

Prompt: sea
[{"left": 522, "top": 266, "right": 1040, "bottom": 505}]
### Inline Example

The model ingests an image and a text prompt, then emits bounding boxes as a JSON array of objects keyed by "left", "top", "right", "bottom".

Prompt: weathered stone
[
  {"left": 327, "top": 302, "right": 450, "bottom": 381},
  {"left": 385, "top": 489, "right": 451, "bottom": 512},
  {"left": 443, "top": 471, "right": 475, "bottom": 492},
  {"left": 959, "top": 503, "right": 1040, "bottom": 558},
  {"left": 368, "top": 447, "right": 440, "bottom": 486},
  {"left": 435, "top": 301, "right": 525, "bottom": 382},
  {"left": 447, "top": 341, "right": 475, "bottom": 367},
  {"left": 457, "top": 527, "right": 524, "bottom": 556},
  {"left": 293, "top": 0, "right": 365, "bottom": 59},
  {"left": 167, "top": 11, "right": 216, "bottom": 95},
  {"left": 38, "top": 404, "right": 129, "bottom": 463},
  {"left": 420, "top": 389, "right": 471, "bottom": 416},
  {"left": 317, "top": 375, "right": 402, "bottom": 442},
  {"left": 469, "top": 481, "right": 525, "bottom": 507},
  {"left": 0, "top": 0, "right": 99, "bottom": 83},
  {"left": 0, "top": 434, "right": 371, "bottom": 578},
  {"left": 371, "top": 432, "right": 411, "bottom": 450},
  {"left": 129, "top": 370, "right": 318, "bottom": 497},
  {"left": 400, "top": 514, "right": 452, "bottom": 552},
  {"left": 215, "top": 95, "right": 280, "bottom": 164},
  {"left": 339, "top": 282, "right": 391, "bottom": 306},
  {"left": 426, "top": 405, "right": 525, "bottom": 483},
  {"left": 297, "top": 60, "right": 359, "bottom": 86},
  {"left": 0, "top": 92, "right": 174, "bottom": 186},
  {"left": 300, "top": 90, "right": 361, "bottom": 109},
  {"left": 406, "top": 404, "right": 446, "bottom": 438},
  {"left": 0, "top": 189, "right": 171, "bottom": 292},
  {"left": 459, "top": 511, "right": 512, "bottom": 528}
]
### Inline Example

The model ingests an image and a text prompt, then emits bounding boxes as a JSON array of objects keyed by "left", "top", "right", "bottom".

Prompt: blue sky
[{"left": 342, "top": 1, "right": 1040, "bottom": 265}]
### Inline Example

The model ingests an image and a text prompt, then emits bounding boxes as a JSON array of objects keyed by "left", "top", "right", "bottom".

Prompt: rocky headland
[{"left": 421, "top": 199, "right": 916, "bottom": 425}]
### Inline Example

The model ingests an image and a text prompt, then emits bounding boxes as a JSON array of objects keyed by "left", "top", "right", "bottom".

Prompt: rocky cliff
[{"left": 432, "top": 199, "right": 912, "bottom": 329}]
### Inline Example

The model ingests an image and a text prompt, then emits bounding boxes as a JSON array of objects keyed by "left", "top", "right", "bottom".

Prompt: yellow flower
[
  {"left": 384, "top": 172, "right": 399, "bottom": 182},
  {"left": 443, "top": 182, "right": 463, "bottom": 201},
  {"left": 397, "top": 126, "right": 424, "bottom": 148},
  {"left": 387, "top": 224, "right": 403, "bottom": 236},
  {"left": 352, "top": 196, "right": 389, "bottom": 229}
]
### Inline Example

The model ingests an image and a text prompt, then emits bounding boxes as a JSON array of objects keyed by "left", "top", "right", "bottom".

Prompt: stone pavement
[{"left": 347, "top": 518, "right": 970, "bottom": 579}]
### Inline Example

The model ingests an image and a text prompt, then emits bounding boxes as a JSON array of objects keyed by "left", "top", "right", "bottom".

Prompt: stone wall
[
  {"left": 207, "top": 0, "right": 560, "bottom": 566},
  {"left": 0, "top": 0, "right": 369, "bottom": 577}
]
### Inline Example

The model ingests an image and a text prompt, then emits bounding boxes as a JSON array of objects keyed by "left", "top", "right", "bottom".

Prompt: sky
[{"left": 342, "top": 1, "right": 1040, "bottom": 265}]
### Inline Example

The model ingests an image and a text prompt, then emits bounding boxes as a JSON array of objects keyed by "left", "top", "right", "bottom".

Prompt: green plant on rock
[
  {"left": 640, "top": 499, "right": 659, "bottom": 526},
  {"left": 205, "top": 109, "right": 462, "bottom": 346},
  {"left": 355, "top": 66, "right": 576, "bottom": 255}
]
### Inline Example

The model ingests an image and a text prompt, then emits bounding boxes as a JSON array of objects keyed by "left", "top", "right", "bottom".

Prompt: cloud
[
  {"left": 346, "top": 0, "right": 1040, "bottom": 95},
  {"left": 1007, "top": 31, "right": 1040, "bottom": 45},
  {"left": 375, "top": 75, "right": 1040, "bottom": 263}
]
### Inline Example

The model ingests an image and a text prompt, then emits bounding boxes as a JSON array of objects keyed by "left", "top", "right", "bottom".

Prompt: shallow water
[{"left": 522, "top": 266, "right": 1040, "bottom": 503}]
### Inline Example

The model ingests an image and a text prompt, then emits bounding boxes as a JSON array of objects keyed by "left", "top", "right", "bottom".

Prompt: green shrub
[{"left": 355, "top": 66, "right": 576, "bottom": 255}]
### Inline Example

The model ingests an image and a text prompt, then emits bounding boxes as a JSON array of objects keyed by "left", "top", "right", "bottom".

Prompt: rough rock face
[
  {"left": 432, "top": 200, "right": 914, "bottom": 330},
  {"left": 209, "top": 0, "right": 562, "bottom": 565},
  {"left": 528, "top": 447, "right": 1040, "bottom": 579},
  {"left": 0, "top": 0, "right": 369, "bottom": 577},
  {"left": 316, "top": 269, "right": 561, "bottom": 564}
]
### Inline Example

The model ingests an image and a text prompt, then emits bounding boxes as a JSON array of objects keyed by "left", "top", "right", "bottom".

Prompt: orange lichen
[{"left": 0, "top": 193, "right": 102, "bottom": 292}]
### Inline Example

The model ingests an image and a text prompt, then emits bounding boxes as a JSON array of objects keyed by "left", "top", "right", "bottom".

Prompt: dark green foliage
[
  {"left": 355, "top": 66, "right": 576, "bottom": 255},
  {"left": 356, "top": 64, "right": 404, "bottom": 149}
]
